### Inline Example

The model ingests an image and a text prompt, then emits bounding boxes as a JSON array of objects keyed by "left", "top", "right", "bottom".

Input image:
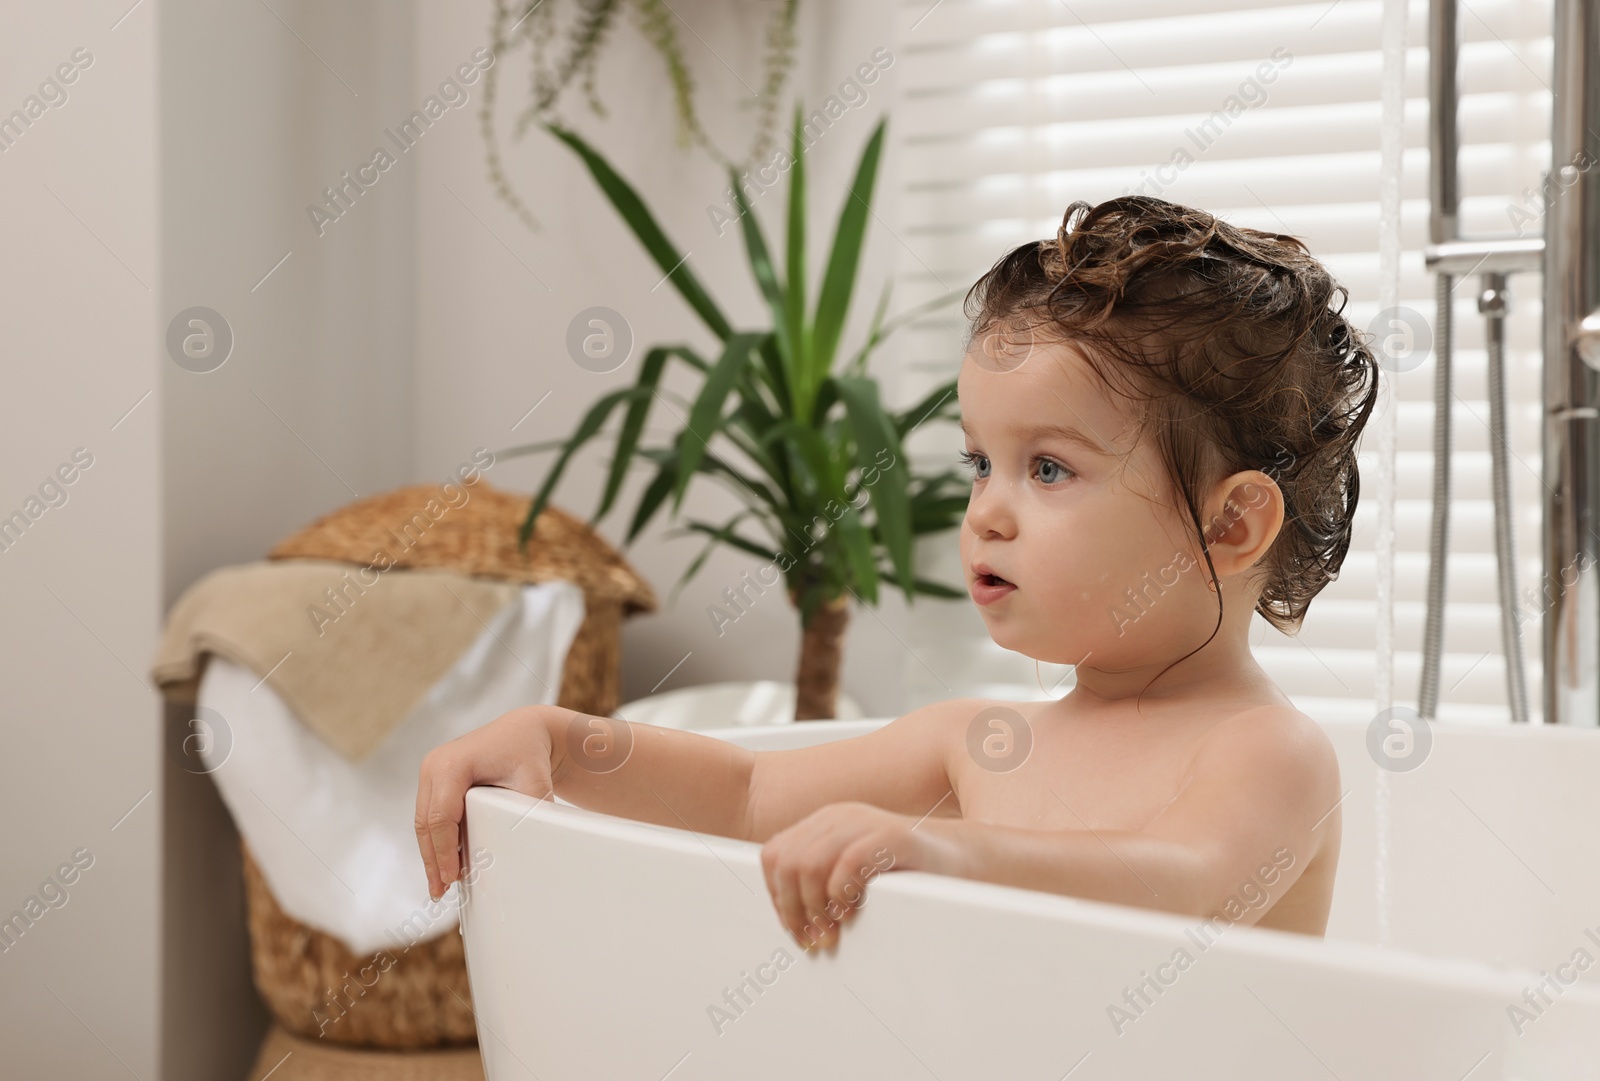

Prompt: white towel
[{"left": 194, "top": 579, "right": 587, "bottom": 954}]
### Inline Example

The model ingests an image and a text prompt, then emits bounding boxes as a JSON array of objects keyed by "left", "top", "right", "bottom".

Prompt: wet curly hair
[{"left": 962, "top": 195, "right": 1381, "bottom": 639}]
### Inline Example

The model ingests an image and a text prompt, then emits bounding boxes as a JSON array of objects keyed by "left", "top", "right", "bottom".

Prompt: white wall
[
  {"left": 2, "top": 1, "right": 926, "bottom": 1075},
  {"left": 158, "top": 1, "right": 420, "bottom": 1076},
  {"left": 411, "top": 0, "right": 917, "bottom": 718},
  {"left": 0, "top": 2, "right": 161, "bottom": 1077},
  {"left": 161, "top": 0, "right": 417, "bottom": 589}
]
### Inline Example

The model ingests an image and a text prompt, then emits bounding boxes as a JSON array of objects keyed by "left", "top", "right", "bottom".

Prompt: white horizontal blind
[{"left": 885, "top": 0, "right": 1553, "bottom": 722}]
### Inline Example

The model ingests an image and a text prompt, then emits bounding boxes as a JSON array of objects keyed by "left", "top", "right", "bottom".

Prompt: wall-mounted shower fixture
[
  {"left": 1538, "top": 0, "right": 1600, "bottom": 726},
  {"left": 1421, "top": 0, "right": 1600, "bottom": 726}
]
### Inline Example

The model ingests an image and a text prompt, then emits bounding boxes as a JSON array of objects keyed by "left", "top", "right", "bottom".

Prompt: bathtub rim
[{"left": 462, "top": 781, "right": 1600, "bottom": 1009}]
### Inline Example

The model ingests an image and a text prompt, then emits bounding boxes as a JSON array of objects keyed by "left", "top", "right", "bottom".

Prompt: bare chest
[{"left": 947, "top": 700, "right": 1217, "bottom": 833}]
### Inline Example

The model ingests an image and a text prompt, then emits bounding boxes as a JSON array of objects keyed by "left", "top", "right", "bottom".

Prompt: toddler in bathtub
[{"left": 416, "top": 195, "right": 1376, "bottom": 950}]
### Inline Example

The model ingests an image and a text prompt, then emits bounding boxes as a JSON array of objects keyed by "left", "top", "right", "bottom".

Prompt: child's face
[{"left": 956, "top": 330, "right": 1222, "bottom": 670}]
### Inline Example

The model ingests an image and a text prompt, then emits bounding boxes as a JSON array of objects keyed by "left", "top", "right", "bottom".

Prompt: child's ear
[{"left": 1200, "top": 470, "right": 1285, "bottom": 582}]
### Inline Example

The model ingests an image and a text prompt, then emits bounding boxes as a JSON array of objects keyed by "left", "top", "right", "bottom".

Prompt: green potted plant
[{"left": 505, "top": 107, "right": 968, "bottom": 719}]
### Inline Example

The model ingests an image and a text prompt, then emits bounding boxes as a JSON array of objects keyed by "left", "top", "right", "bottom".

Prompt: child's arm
[
  {"left": 546, "top": 699, "right": 965, "bottom": 842},
  {"left": 414, "top": 703, "right": 756, "bottom": 899},
  {"left": 415, "top": 699, "right": 962, "bottom": 900},
  {"left": 766, "top": 706, "right": 1339, "bottom": 950},
  {"left": 739, "top": 697, "right": 966, "bottom": 842}
]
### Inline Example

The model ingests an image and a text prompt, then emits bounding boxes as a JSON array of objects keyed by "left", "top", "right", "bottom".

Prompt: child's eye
[
  {"left": 957, "top": 449, "right": 989, "bottom": 480},
  {"left": 957, "top": 450, "right": 1074, "bottom": 485},
  {"left": 1034, "top": 457, "right": 1073, "bottom": 485}
]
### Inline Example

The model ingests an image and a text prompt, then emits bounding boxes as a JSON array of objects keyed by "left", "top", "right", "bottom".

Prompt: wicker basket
[
  {"left": 220, "top": 481, "right": 656, "bottom": 1050},
  {"left": 245, "top": 1022, "right": 487, "bottom": 1080},
  {"left": 241, "top": 838, "right": 478, "bottom": 1049}
]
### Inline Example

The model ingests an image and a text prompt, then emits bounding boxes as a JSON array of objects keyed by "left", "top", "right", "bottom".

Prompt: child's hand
[
  {"left": 414, "top": 704, "right": 560, "bottom": 902},
  {"left": 759, "top": 801, "right": 964, "bottom": 952}
]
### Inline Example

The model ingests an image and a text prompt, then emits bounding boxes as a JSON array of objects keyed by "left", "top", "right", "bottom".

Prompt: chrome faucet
[{"left": 1421, "top": 0, "right": 1600, "bottom": 726}]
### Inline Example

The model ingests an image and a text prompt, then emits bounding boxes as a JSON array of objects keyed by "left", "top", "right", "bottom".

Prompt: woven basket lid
[{"left": 267, "top": 481, "right": 657, "bottom": 616}]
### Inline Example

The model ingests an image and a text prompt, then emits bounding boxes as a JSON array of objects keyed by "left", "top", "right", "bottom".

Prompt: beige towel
[{"left": 151, "top": 558, "right": 522, "bottom": 761}]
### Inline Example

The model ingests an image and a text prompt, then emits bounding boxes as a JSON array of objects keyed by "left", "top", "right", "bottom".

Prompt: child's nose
[{"left": 965, "top": 479, "right": 1018, "bottom": 538}]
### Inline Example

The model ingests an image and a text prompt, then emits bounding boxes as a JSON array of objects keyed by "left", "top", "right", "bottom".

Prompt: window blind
[{"left": 885, "top": 0, "right": 1553, "bottom": 723}]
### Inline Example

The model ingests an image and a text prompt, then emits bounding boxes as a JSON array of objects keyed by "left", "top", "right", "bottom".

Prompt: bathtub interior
[
  {"left": 696, "top": 715, "right": 1600, "bottom": 982},
  {"left": 1313, "top": 717, "right": 1600, "bottom": 976},
  {"left": 460, "top": 715, "right": 1600, "bottom": 1081}
]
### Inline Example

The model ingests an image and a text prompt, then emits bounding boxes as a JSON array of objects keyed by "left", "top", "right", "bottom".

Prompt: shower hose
[{"left": 1417, "top": 271, "right": 1529, "bottom": 723}]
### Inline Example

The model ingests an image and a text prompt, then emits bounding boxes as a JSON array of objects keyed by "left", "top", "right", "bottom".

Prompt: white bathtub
[{"left": 457, "top": 716, "right": 1600, "bottom": 1079}]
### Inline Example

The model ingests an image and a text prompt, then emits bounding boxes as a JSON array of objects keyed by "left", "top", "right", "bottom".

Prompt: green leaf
[
  {"left": 691, "top": 451, "right": 785, "bottom": 517},
  {"left": 754, "top": 331, "right": 792, "bottom": 417},
  {"left": 667, "top": 508, "right": 766, "bottom": 607},
  {"left": 910, "top": 494, "right": 969, "bottom": 534},
  {"left": 846, "top": 288, "right": 963, "bottom": 375},
  {"left": 597, "top": 345, "right": 704, "bottom": 522},
  {"left": 846, "top": 279, "right": 893, "bottom": 377},
  {"left": 810, "top": 376, "right": 840, "bottom": 425},
  {"left": 544, "top": 122, "right": 733, "bottom": 342},
  {"left": 518, "top": 384, "right": 654, "bottom": 553},
  {"left": 491, "top": 437, "right": 571, "bottom": 459},
  {"left": 778, "top": 417, "right": 843, "bottom": 504},
  {"left": 906, "top": 466, "right": 970, "bottom": 535},
  {"left": 809, "top": 117, "right": 887, "bottom": 407},
  {"left": 891, "top": 378, "right": 959, "bottom": 440},
  {"left": 635, "top": 443, "right": 787, "bottom": 531},
  {"left": 833, "top": 375, "right": 915, "bottom": 600},
  {"left": 879, "top": 570, "right": 966, "bottom": 600},
  {"left": 672, "top": 332, "right": 768, "bottom": 514},
  {"left": 753, "top": 421, "right": 834, "bottom": 525},
  {"left": 626, "top": 447, "right": 680, "bottom": 544},
  {"left": 876, "top": 289, "right": 963, "bottom": 343},
  {"left": 833, "top": 504, "right": 879, "bottom": 605},
  {"left": 731, "top": 175, "right": 794, "bottom": 383},
  {"left": 785, "top": 103, "right": 808, "bottom": 385},
  {"left": 728, "top": 395, "right": 793, "bottom": 496},
  {"left": 674, "top": 515, "right": 780, "bottom": 562}
]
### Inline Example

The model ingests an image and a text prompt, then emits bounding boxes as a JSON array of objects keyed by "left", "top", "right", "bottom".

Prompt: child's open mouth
[{"left": 970, "top": 567, "right": 1017, "bottom": 606}]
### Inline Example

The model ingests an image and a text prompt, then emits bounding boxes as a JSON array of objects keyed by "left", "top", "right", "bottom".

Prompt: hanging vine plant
[{"left": 482, "top": 0, "right": 800, "bottom": 231}]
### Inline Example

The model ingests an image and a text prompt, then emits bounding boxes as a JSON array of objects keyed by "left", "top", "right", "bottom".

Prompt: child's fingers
[
  {"left": 422, "top": 756, "right": 469, "bottom": 897},
  {"left": 429, "top": 790, "right": 463, "bottom": 892},
  {"left": 797, "top": 856, "right": 836, "bottom": 948},
  {"left": 769, "top": 879, "right": 804, "bottom": 947},
  {"left": 413, "top": 769, "right": 441, "bottom": 899},
  {"left": 825, "top": 853, "right": 867, "bottom": 925},
  {"left": 777, "top": 873, "right": 810, "bottom": 947},
  {"left": 760, "top": 843, "right": 809, "bottom": 947}
]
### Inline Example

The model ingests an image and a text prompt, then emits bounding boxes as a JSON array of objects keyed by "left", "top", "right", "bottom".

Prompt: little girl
[{"left": 415, "top": 195, "right": 1378, "bottom": 952}]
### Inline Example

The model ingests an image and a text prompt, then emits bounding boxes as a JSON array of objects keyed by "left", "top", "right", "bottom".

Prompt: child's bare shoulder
[
  {"left": 1188, "top": 701, "right": 1338, "bottom": 778},
  {"left": 872, "top": 694, "right": 1029, "bottom": 773},
  {"left": 1211, "top": 702, "right": 1336, "bottom": 766},
  {"left": 1177, "top": 702, "right": 1342, "bottom": 838},
  {"left": 877, "top": 695, "right": 1020, "bottom": 740}
]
